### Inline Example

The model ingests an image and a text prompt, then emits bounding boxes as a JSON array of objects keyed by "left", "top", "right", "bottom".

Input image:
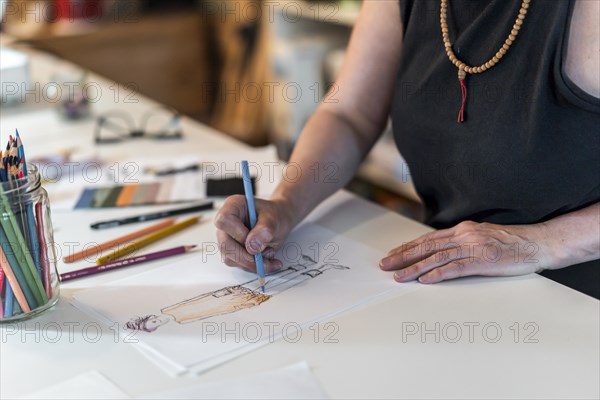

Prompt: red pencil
[
  {"left": 0, "top": 264, "right": 5, "bottom": 296},
  {"left": 0, "top": 265, "right": 4, "bottom": 318}
]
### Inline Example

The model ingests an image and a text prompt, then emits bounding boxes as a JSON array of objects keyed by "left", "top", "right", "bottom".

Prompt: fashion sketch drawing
[{"left": 126, "top": 254, "right": 350, "bottom": 333}]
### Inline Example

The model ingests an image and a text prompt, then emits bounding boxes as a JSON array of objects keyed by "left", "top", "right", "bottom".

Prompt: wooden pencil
[
  {"left": 0, "top": 149, "right": 11, "bottom": 316},
  {"left": 0, "top": 238, "right": 32, "bottom": 313},
  {"left": 35, "top": 202, "right": 52, "bottom": 298},
  {"left": 64, "top": 218, "right": 176, "bottom": 263},
  {"left": 0, "top": 264, "right": 4, "bottom": 318},
  {"left": 61, "top": 245, "right": 196, "bottom": 282},
  {"left": 16, "top": 131, "right": 43, "bottom": 279},
  {"left": 96, "top": 216, "right": 201, "bottom": 265}
]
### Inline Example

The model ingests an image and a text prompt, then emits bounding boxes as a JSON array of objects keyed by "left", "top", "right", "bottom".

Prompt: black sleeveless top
[{"left": 391, "top": 0, "right": 600, "bottom": 298}]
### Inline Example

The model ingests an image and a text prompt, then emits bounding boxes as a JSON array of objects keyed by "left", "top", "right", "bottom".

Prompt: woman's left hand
[{"left": 379, "top": 221, "right": 556, "bottom": 284}]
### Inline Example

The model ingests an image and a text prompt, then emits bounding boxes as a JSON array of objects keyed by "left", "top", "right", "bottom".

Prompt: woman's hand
[
  {"left": 214, "top": 195, "right": 295, "bottom": 273},
  {"left": 380, "top": 221, "right": 557, "bottom": 284}
]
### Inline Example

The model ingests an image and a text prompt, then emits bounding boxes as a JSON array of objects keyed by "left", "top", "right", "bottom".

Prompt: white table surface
[{"left": 1, "top": 37, "right": 598, "bottom": 400}]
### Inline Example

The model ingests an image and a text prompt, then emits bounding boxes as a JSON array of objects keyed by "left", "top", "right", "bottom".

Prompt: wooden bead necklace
[{"left": 440, "top": 0, "right": 532, "bottom": 122}]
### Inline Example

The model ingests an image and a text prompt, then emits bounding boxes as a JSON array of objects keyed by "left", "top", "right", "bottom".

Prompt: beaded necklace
[{"left": 440, "top": 0, "right": 532, "bottom": 122}]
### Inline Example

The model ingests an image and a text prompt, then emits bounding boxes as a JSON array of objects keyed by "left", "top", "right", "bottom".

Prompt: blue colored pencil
[
  {"left": 241, "top": 160, "right": 266, "bottom": 292},
  {"left": 16, "top": 130, "right": 43, "bottom": 280},
  {"left": 4, "top": 283, "right": 14, "bottom": 318}
]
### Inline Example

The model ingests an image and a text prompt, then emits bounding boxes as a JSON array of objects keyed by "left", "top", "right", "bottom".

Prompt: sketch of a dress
[
  {"left": 126, "top": 254, "right": 349, "bottom": 332},
  {"left": 162, "top": 286, "right": 270, "bottom": 324}
]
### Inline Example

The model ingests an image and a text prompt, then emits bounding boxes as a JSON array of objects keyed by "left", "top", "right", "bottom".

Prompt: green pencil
[{"left": 0, "top": 225, "right": 38, "bottom": 309}]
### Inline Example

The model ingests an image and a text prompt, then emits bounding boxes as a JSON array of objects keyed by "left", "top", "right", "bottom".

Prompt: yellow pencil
[{"left": 96, "top": 216, "right": 200, "bottom": 265}]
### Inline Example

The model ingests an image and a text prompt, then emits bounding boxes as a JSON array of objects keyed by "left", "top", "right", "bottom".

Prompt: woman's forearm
[
  {"left": 272, "top": 107, "right": 380, "bottom": 227},
  {"left": 268, "top": 0, "right": 404, "bottom": 228},
  {"left": 541, "top": 202, "right": 600, "bottom": 269}
]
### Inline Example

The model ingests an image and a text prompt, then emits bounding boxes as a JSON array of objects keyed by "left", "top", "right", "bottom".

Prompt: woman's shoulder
[{"left": 565, "top": 0, "right": 600, "bottom": 99}]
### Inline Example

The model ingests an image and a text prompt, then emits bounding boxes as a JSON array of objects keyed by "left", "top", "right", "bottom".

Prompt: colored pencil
[
  {"left": 0, "top": 150, "right": 7, "bottom": 181},
  {"left": 0, "top": 264, "right": 4, "bottom": 297},
  {"left": 64, "top": 218, "right": 176, "bottom": 263},
  {"left": 61, "top": 245, "right": 197, "bottom": 282},
  {"left": 96, "top": 216, "right": 201, "bottom": 265},
  {"left": 90, "top": 202, "right": 213, "bottom": 230},
  {"left": 35, "top": 202, "right": 52, "bottom": 298},
  {"left": 0, "top": 149, "right": 12, "bottom": 316},
  {"left": 0, "top": 239, "right": 32, "bottom": 313},
  {"left": 241, "top": 160, "right": 265, "bottom": 292},
  {"left": 0, "top": 264, "right": 5, "bottom": 318},
  {"left": 12, "top": 299, "right": 22, "bottom": 315},
  {"left": 4, "top": 284, "right": 14, "bottom": 317},
  {"left": 16, "top": 130, "right": 43, "bottom": 280}
]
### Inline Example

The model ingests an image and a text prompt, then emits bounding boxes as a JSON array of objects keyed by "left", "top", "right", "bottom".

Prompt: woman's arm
[
  {"left": 565, "top": 0, "right": 600, "bottom": 98},
  {"left": 215, "top": 1, "right": 405, "bottom": 271},
  {"left": 272, "top": 0, "right": 405, "bottom": 226},
  {"left": 380, "top": 202, "right": 600, "bottom": 283},
  {"left": 541, "top": 202, "right": 600, "bottom": 269}
]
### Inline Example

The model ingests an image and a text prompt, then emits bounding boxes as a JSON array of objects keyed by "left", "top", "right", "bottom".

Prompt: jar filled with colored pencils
[{"left": 0, "top": 164, "right": 60, "bottom": 322}]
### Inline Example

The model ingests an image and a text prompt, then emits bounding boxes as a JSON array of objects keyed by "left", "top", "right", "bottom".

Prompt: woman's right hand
[{"left": 214, "top": 195, "right": 295, "bottom": 273}]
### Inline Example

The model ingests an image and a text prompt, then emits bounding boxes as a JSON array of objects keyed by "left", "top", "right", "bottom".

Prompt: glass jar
[{"left": 1, "top": 164, "right": 59, "bottom": 322}]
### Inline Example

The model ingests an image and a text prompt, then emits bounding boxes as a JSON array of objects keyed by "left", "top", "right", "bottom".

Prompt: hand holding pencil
[{"left": 214, "top": 167, "right": 292, "bottom": 276}]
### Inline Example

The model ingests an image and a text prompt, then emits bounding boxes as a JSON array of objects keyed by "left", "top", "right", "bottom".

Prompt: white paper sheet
[
  {"left": 21, "top": 370, "right": 130, "bottom": 400},
  {"left": 72, "top": 223, "right": 416, "bottom": 375},
  {"left": 141, "top": 361, "right": 328, "bottom": 399}
]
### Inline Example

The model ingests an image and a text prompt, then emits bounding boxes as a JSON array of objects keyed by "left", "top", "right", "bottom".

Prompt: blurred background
[{"left": 0, "top": 0, "right": 423, "bottom": 220}]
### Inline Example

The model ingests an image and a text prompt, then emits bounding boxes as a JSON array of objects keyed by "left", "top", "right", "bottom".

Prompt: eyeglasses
[{"left": 94, "top": 107, "right": 183, "bottom": 144}]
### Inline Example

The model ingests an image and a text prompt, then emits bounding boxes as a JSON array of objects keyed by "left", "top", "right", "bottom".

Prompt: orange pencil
[
  {"left": 63, "top": 219, "right": 176, "bottom": 263},
  {"left": 0, "top": 244, "right": 31, "bottom": 313},
  {"left": 96, "top": 216, "right": 200, "bottom": 265}
]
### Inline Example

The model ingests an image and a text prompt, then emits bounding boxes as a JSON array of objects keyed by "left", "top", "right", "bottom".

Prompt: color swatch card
[
  {"left": 73, "top": 176, "right": 203, "bottom": 209},
  {"left": 71, "top": 223, "right": 418, "bottom": 375}
]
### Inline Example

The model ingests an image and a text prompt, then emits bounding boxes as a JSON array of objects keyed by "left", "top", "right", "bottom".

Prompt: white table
[{"left": 1, "top": 38, "right": 598, "bottom": 400}]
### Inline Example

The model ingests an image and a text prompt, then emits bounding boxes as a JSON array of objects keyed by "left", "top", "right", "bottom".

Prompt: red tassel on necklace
[{"left": 457, "top": 67, "right": 467, "bottom": 123}]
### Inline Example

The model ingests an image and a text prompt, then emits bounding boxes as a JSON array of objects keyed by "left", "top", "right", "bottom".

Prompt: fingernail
[
  {"left": 379, "top": 259, "right": 388, "bottom": 270},
  {"left": 248, "top": 239, "right": 263, "bottom": 253},
  {"left": 394, "top": 271, "right": 406, "bottom": 282},
  {"left": 266, "top": 259, "right": 283, "bottom": 273},
  {"left": 263, "top": 248, "right": 275, "bottom": 259}
]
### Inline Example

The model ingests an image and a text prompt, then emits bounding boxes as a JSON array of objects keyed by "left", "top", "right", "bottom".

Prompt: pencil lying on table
[
  {"left": 63, "top": 219, "right": 176, "bottom": 263},
  {"left": 96, "top": 216, "right": 200, "bottom": 265},
  {"left": 60, "top": 245, "right": 197, "bottom": 282},
  {"left": 90, "top": 202, "right": 213, "bottom": 230}
]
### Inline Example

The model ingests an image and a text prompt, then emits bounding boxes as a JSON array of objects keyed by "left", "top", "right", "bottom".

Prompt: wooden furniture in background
[
  {"left": 17, "top": 11, "right": 214, "bottom": 120},
  {"left": 208, "top": 0, "right": 270, "bottom": 145}
]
